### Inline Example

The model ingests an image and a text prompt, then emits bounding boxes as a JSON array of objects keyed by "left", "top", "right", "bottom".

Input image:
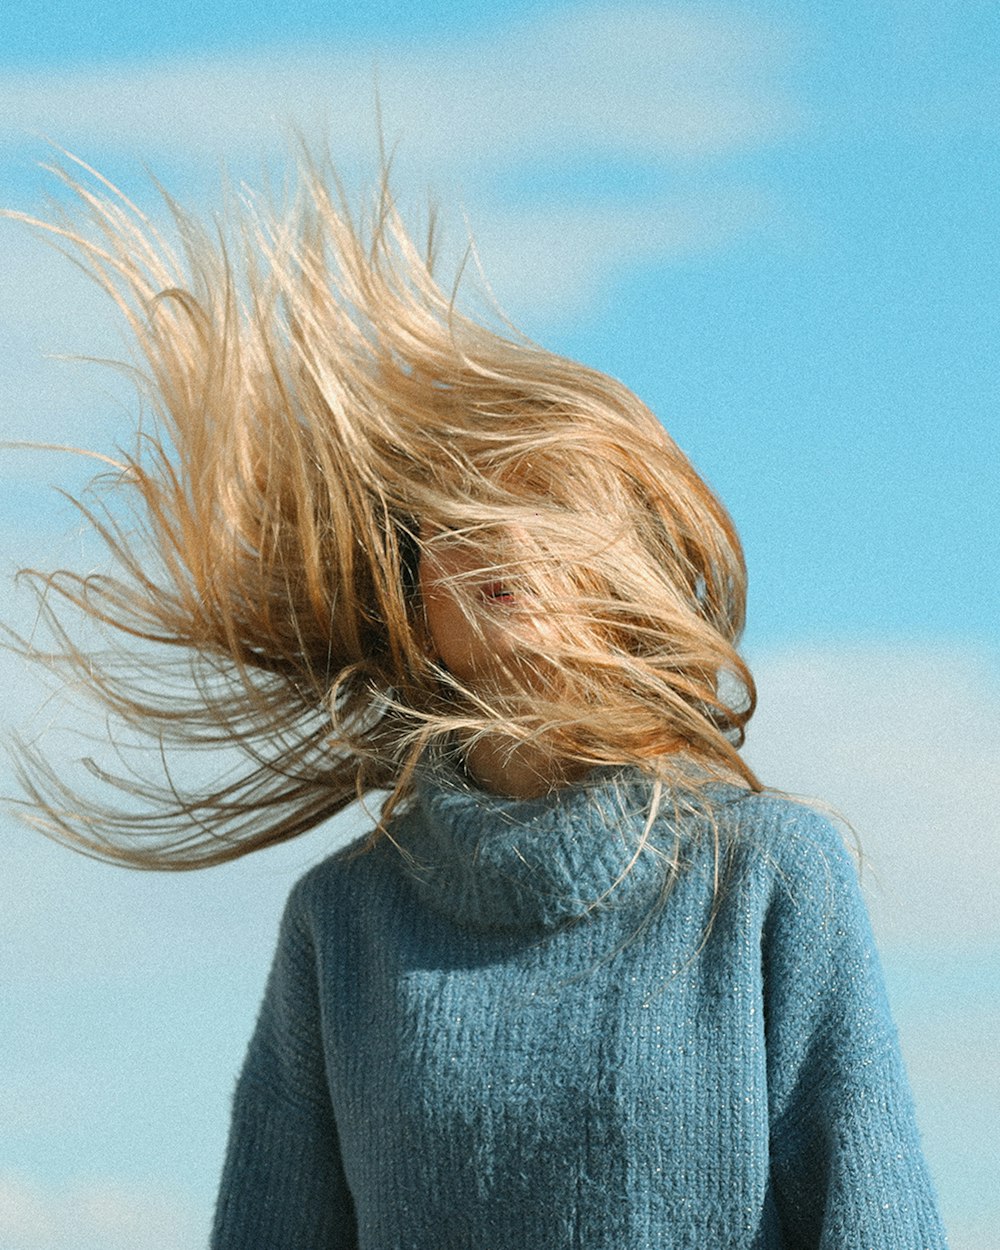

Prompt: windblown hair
[{"left": 7, "top": 153, "right": 760, "bottom": 869}]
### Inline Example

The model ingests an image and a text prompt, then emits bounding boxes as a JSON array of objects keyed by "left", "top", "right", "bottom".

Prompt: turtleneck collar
[{"left": 388, "top": 749, "right": 686, "bottom": 933}]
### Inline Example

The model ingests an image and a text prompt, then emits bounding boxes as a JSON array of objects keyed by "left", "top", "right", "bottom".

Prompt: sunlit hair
[{"left": 5, "top": 152, "right": 760, "bottom": 869}]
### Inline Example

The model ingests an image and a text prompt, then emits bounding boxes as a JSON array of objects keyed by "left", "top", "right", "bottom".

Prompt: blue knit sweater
[{"left": 211, "top": 761, "right": 947, "bottom": 1248}]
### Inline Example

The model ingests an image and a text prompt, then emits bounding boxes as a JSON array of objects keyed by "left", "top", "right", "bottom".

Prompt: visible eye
[{"left": 482, "top": 582, "right": 516, "bottom": 605}]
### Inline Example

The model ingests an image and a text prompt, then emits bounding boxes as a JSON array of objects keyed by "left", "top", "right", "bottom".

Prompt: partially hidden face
[{"left": 417, "top": 536, "right": 557, "bottom": 691}]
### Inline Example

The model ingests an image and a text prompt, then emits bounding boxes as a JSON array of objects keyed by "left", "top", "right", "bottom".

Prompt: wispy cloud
[
  {"left": 0, "top": 219, "right": 129, "bottom": 452},
  {"left": 461, "top": 186, "right": 774, "bottom": 318},
  {"left": 0, "top": 1172, "right": 200, "bottom": 1250},
  {"left": 0, "top": 6, "right": 797, "bottom": 332},
  {"left": 744, "top": 643, "right": 1000, "bottom": 948},
  {"left": 0, "top": 8, "right": 797, "bottom": 163}
]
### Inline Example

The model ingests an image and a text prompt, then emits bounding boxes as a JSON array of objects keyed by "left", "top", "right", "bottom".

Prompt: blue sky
[{"left": 2, "top": 3, "right": 998, "bottom": 1247}]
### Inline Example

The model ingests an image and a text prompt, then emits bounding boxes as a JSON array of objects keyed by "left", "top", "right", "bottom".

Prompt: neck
[{"left": 462, "top": 732, "right": 588, "bottom": 799}]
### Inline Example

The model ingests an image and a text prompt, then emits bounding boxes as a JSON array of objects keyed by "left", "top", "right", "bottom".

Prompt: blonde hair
[{"left": 6, "top": 153, "right": 760, "bottom": 868}]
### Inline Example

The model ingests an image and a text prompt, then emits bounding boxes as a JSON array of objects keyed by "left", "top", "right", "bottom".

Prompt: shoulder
[
  {"left": 714, "top": 788, "right": 855, "bottom": 871},
  {"left": 279, "top": 802, "right": 427, "bottom": 929},
  {"left": 709, "top": 792, "right": 884, "bottom": 996},
  {"left": 279, "top": 830, "right": 387, "bottom": 934},
  {"left": 701, "top": 789, "right": 865, "bottom": 927}
]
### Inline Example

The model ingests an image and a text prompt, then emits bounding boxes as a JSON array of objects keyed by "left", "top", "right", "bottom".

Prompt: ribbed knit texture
[{"left": 211, "top": 759, "right": 948, "bottom": 1249}]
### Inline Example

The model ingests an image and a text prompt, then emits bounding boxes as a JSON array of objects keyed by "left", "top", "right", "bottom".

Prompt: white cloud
[
  {"left": 0, "top": 1173, "right": 200, "bottom": 1250},
  {"left": 0, "top": 6, "right": 797, "bottom": 337},
  {"left": 744, "top": 642, "right": 1000, "bottom": 949},
  {"left": 0, "top": 216, "right": 135, "bottom": 458},
  {"left": 0, "top": 222, "right": 119, "bottom": 349},
  {"left": 0, "top": 8, "right": 796, "bottom": 164},
  {"left": 460, "top": 186, "right": 773, "bottom": 319}
]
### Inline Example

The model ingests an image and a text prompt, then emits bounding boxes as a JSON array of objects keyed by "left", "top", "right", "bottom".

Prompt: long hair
[{"left": 5, "top": 152, "right": 760, "bottom": 868}]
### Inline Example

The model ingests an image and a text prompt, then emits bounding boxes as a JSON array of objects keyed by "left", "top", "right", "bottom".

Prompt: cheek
[
  {"left": 421, "top": 583, "right": 482, "bottom": 680},
  {"left": 423, "top": 594, "right": 557, "bottom": 688},
  {"left": 419, "top": 552, "right": 485, "bottom": 680},
  {"left": 419, "top": 558, "right": 527, "bottom": 682}
]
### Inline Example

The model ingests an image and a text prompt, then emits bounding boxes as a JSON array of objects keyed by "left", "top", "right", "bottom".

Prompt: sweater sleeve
[
  {"left": 211, "top": 877, "right": 358, "bottom": 1249},
  {"left": 761, "top": 807, "right": 948, "bottom": 1249}
]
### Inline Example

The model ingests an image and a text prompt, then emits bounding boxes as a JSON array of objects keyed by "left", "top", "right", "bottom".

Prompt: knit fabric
[{"left": 211, "top": 759, "right": 947, "bottom": 1249}]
